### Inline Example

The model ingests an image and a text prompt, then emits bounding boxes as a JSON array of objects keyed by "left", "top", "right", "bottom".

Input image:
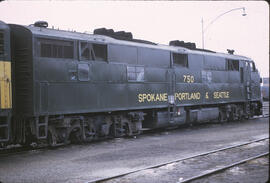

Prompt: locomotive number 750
[{"left": 183, "top": 75, "right": 194, "bottom": 83}]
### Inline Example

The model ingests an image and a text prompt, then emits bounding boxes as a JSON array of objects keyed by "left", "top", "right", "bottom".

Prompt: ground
[{"left": 0, "top": 117, "right": 268, "bottom": 183}]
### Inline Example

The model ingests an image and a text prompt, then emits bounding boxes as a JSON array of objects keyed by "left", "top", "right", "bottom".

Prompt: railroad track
[
  {"left": 87, "top": 137, "right": 269, "bottom": 183},
  {"left": 178, "top": 152, "right": 269, "bottom": 183}
]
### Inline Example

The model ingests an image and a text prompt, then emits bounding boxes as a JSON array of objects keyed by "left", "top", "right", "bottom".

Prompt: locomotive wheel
[
  {"left": 237, "top": 108, "right": 244, "bottom": 121},
  {"left": 123, "top": 122, "right": 132, "bottom": 136},
  {"left": 84, "top": 122, "right": 97, "bottom": 142},
  {"left": 218, "top": 112, "right": 225, "bottom": 123},
  {"left": 47, "top": 129, "right": 57, "bottom": 147},
  {"left": 24, "top": 127, "right": 35, "bottom": 147},
  {"left": 225, "top": 111, "right": 230, "bottom": 122},
  {"left": 47, "top": 131, "right": 53, "bottom": 147},
  {"left": 69, "top": 128, "right": 82, "bottom": 143}
]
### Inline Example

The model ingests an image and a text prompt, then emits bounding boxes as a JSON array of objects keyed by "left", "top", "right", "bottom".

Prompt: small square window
[
  {"left": 127, "top": 66, "right": 144, "bottom": 81},
  {"left": 227, "top": 59, "right": 239, "bottom": 71},
  {"left": 173, "top": 53, "right": 188, "bottom": 67}
]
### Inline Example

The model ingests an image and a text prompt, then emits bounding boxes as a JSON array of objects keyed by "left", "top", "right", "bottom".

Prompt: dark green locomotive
[{"left": 0, "top": 21, "right": 262, "bottom": 146}]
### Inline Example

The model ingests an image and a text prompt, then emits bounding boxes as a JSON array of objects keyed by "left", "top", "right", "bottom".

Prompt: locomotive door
[
  {"left": 167, "top": 63, "right": 176, "bottom": 123},
  {"left": 243, "top": 61, "right": 251, "bottom": 100}
]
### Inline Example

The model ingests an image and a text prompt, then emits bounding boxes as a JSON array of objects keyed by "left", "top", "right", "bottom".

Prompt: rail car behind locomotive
[
  {"left": 0, "top": 21, "right": 262, "bottom": 146},
  {"left": 261, "top": 78, "right": 269, "bottom": 101},
  {"left": 0, "top": 21, "right": 12, "bottom": 144}
]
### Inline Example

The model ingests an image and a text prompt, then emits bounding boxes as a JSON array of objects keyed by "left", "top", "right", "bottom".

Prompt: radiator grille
[{"left": 14, "top": 47, "right": 33, "bottom": 114}]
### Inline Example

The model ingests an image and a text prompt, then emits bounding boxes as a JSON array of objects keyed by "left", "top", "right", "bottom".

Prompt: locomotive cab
[{"left": 0, "top": 21, "right": 12, "bottom": 143}]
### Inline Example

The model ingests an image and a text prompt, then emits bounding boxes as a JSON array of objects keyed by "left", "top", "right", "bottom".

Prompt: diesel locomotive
[{"left": 0, "top": 21, "right": 262, "bottom": 146}]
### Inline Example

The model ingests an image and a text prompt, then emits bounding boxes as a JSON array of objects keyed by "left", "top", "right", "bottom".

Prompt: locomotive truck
[{"left": 0, "top": 21, "right": 262, "bottom": 146}]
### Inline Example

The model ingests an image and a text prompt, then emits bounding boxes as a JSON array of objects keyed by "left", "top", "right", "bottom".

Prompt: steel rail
[
  {"left": 179, "top": 152, "right": 269, "bottom": 183},
  {"left": 86, "top": 137, "right": 269, "bottom": 183}
]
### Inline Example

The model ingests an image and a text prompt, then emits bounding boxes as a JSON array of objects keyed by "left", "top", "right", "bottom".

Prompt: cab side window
[
  {"left": 227, "top": 59, "right": 239, "bottom": 71},
  {"left": 93, "top": 44, "right": 107, "bottom": 61},
  {"left": 127, "top": 65, "right": 144, "bottom": 82},
  {"left": 38, "top": 38, "right": 74, "bottom": 59},
  {"left": 250, "top": 62, "right": 256, "bottom": 72},
  {"left": 79, "top": 41, "right": 107, "bottom": 62},
  {"left": 173, "top": 53, "right": 188, "bottom": 67}
]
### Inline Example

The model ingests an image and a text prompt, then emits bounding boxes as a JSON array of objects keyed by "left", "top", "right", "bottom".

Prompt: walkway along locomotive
[{"left": 0, "top": 21, "right": 262, "bottom": 146}]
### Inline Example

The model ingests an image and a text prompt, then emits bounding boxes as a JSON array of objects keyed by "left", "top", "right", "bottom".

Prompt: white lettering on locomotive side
[
  {"left": 205, "top": 92, "right": 209, "bottom": 99},
  {"left": 138, "top": 91, "right": 230, "bottom": 103},
  {"left": 183, "top": 75, "right": 195, "bottom": 83},
  {"left": 138, "top": 92, "right": 201, "bottom": 102},
  {"left": 138, "top": 91, "right": 231, "bottom": 103},
  {"left": 174, "top": 92, "right": 201, "bottom": 101},
  {"left": 213, "top": 91, "right": 230, "bottom": 99},
  {"left": 138, "top": 93, "right": 168, "bottom": 103}
]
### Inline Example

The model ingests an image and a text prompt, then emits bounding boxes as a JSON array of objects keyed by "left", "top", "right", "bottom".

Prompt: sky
[{"left": 0, "top": 1, "right": 269, "bottom": 77}]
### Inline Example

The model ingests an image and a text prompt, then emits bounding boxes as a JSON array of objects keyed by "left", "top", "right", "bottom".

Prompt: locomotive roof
[
  {"left": 24, "top": 24, "right": 252, "bottom": 62},
  {"left": 0, "top": 20, "right": 9, "bottom": 29}
]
